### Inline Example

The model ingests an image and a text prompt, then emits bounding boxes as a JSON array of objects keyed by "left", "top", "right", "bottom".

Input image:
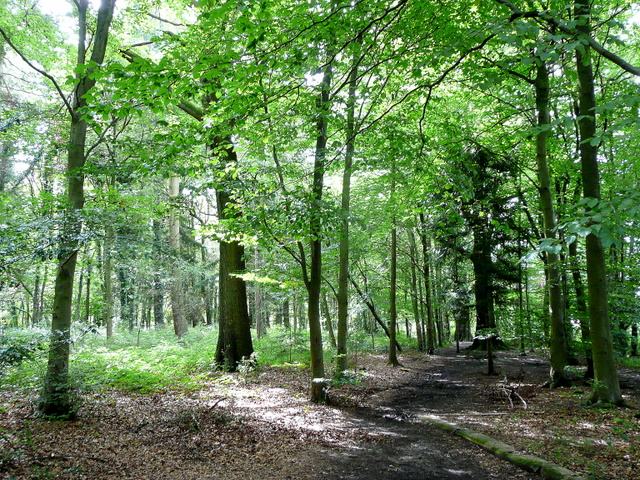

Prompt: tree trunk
[
  {"left": 419, "top": 213, "right": 436, "bottom": 354},
  {"left": 280, "top": 298, "right": 290, "bottom": 328},
  {"left": 470, "top": 223, "right": 496, "bottom": 333},
  {"left": 350, "top": 275, "right": 402, "bottom": 352},
  {"left": 103, "top": 228, "right": 114, "bottom": 340},
  {"left": 152, "top": 219, "right": 165, "bottom": 328},
  {"left": 336, "top": 54, "right": 358, "bottom": 375},
  {"left": 168, "top": 176, "right": 187, "bottom": 338},
  {"left": 39, "top": 0, "right": 116, "bottom": 418},
  {"left": 388, "top": 157, "right": 400, "bottom": 366},
  {"left": 569, "top": 240, "right": 594, "bottom": 378},
  {"left": 75, "top": 267, "right": 84, "bottom": 323},
  {"left": 535, "top": 60, "right": 570, "bottom": 387},
  {"left": 214, "top": 181, "right": 253, "bottom": 370},
  {"left": 32, "top": 270, "right": 41, "bottom": 326},
  {"left": 253, "top": 247, "right": 267, "bottom": 339},
  {"left": 574, "top": 0, "right": 622, "bottom": 405},
  {"left": 407, "top": 228, "right": 424, "bottom": 351},
  {"left": 118, "top": 266, "right": 136, "bottom": 331},
  {"left": 307, "top": 60, "right": 332, "bottom": 402},
  {"left": 322, "top": 292, "right": 337, "bottom": 348},
  {"left": 84, "top": 259, "right": 91, "bottom": 324}
]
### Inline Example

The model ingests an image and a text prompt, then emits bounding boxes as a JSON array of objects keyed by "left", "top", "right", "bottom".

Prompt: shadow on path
[{"left": 301, "top": 344, "right": 542, "bottom": 480}]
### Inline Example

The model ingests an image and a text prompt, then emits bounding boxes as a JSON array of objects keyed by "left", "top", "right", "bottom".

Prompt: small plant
[
  {"left": 238, "top": 353, "right": 259, "bottom": 380},
  {"left": 332, "top": 369, "right": 362, "bottom": 387}
]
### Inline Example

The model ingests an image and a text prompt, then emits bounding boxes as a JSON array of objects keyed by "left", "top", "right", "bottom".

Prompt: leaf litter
[{"left": 0, "top": 344, "right": 638, "bottom": 479}]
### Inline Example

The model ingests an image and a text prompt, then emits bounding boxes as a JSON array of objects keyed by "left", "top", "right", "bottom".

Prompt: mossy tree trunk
[{"left": 534, "top": 60, "right": 570, "bottom": 387}]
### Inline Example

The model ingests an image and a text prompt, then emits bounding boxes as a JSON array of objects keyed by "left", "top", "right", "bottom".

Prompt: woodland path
[{"left": 295, "top": 343, "right": 544, "bottom": 480}]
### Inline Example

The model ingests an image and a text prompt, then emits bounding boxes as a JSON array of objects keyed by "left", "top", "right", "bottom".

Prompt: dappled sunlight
[
  {"left": 444, "top": 468, "right": 475, "bottom": 476},
  {"left": 196, "top": 376, "right": 404, "bottom": 444}
]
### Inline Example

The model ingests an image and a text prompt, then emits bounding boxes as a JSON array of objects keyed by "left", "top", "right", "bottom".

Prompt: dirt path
[
  {"left": 292, "top": 343, "right": 544, "bottom": 480},
  {"left": 298, "top": 410, "right": 539, "bottom": 480}
]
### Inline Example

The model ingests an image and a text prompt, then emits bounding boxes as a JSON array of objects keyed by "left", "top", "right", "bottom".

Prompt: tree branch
[
  {"left": 120, "top": 49, "right": 204, "bottom": 121},
  {"left": 146, "top": 12, "right": 184, "bottom": 27},
  {"left": 0, "top": 27, "right": 74, "bottom": 116}
]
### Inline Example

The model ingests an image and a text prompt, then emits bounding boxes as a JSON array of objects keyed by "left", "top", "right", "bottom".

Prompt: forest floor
[{"left": 1, "top": 343, "right": 639, "bottom": 480}]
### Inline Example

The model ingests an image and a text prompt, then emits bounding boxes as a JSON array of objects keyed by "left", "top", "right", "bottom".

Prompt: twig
[
  {"left": 512, "top": 390, "right": 527, "bottom": 409},
  {"left": 0, "top": 28, "right": 74, "bottom": 117}
]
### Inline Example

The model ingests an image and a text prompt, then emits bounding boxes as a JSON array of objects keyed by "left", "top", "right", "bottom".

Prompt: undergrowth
[{"left": 0, "top": 325, "right": 408, "bottom": 396}]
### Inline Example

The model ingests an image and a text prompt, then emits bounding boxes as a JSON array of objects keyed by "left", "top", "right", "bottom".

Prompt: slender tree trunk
[
  {"left": 103, "top": 228, "right": 114, "bottom": 340},
  {"left": 254, "top": 247, "right": 267, "bottom": 339},
  {"left": 39, "top": 0, "right": 116, "bottom": 418},
  {"left": 307, "top": 60, "right": 332, "bottom": 402},
  {"left": 336, "top": 54, "right": 358, "bottom": 375},
  {"left": 152, "top": 219, "right": 165, "bottom": 328},
  {"left": 75, "top": 267, "right": 84, "bottom": 323},
  {"left": 388, "top": 157, "right": 400, "bottom": 366},
  {"left": 32, "top": 270, "right": 41, "bottom": 326},
  {"left": 569, "top": 240, "right": 594, "bottom": 378},
  {"left": 388, "top": 225, "right": 399, "bottom": 363},
  {"left": 40, "top": 265, "right": 47, "bottom": 323},
  {"left": 84, "top": 259, "right": 91, "bottom": 324},
  {"left": 350, "top": 275, "right": 402, "bottom": 352},
  {"left": 434, "top": 254, "right": 447, "bottom": 345},
  {"left": 407, "top": 228, "right": 424, "bottom": 351},
  {"left": 419, "top": 213, "right": 435, "bottom": 354},
  {"left": 322, "top": 292, "right": 337, "bottom": 348},
  {"left": 574, "top": 0, "right": 622, "bottom": 405},
  {"left": 535, "top": 60, "right": 570, "bottom": 387},
  {"left": 168, "top": 176, "right": 187, "bottom": 338},
  {"left": 280, "top": 298, "right": 290, "bottom": 328},
  {"left": 630, "top": 236, "right": 638, "bottom": 357},
  {"left": 118, "top": 267, "right": 135, "bottom": 331}
]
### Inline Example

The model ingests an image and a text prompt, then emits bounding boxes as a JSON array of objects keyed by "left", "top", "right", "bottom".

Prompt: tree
[
  {"left": 534, "top": 60, "right": 570, "bottom": 387},
  {"left": 336, "top": 50, "right": 359, "bottom": 375},
  {"left": 306, "top": 57, "right": 333, "bottom": 402},
  {"left": 34, "top": 0, "right": 117, "bottom": 417},
  {"left": 573, "top": 0, "right": 622, "bottom": 405},
  {"left": 212, "top": 136, "right": 254, "bottom": 371},
  {"left": 446, "top": 147, "right": 521, "bottom": 347},
  {"left": 388, "top": 155, "right": 400, "bottom": 366},
  {"left": 168, "top": 176, "right": 188, "bottom": 337}
]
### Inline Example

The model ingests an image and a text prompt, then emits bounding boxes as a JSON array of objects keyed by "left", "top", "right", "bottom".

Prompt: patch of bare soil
[{"left": 1, "top": 344, "right": 638, "bottom": 479}]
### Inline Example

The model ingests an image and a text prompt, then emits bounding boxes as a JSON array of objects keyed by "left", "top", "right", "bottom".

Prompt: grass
[
  {"left": 620, "top": 356, "right": 640, "bottom": 369},
  {"left": 0, "top": 324, "right": 409, "bottom": 396}
]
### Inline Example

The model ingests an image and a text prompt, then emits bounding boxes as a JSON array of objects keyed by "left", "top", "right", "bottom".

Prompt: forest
[{"left": 0, "top": 0, "right": 639, "bottom": 478}]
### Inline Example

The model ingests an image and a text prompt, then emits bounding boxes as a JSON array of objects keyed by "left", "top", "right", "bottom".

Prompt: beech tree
[
  {"left": 1, "top": 0, "right": 119, "bottom": 417},
  {"left": 573, "top": 0, "right": 621, "bottom": 405}
]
